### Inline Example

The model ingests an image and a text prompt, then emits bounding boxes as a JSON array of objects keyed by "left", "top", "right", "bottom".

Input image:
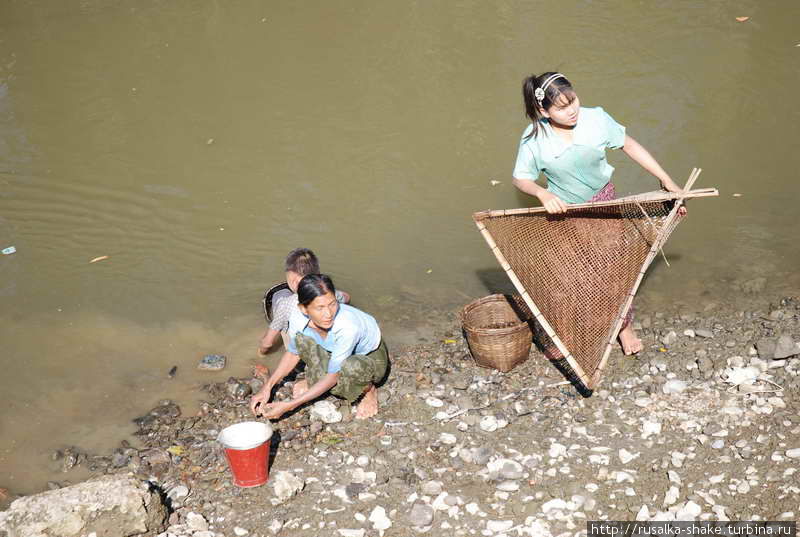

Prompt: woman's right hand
[
  {"left": 538, "top": 191, "right": 569, "bottom": 214},
  {"left": 249, "top": 385, "right": 273, "bottom": 416}
]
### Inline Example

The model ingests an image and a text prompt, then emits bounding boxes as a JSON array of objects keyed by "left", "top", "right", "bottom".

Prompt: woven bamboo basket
[{"left": 461, "top": 294, "right": 533, "bottom": 372}]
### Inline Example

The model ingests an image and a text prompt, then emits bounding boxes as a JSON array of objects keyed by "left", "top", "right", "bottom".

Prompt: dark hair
[
  {"left": 284, "top": 248, "right": 320, "bottom": 276},
  {"left": 522, "top": 72, "right": 576, "bottom": 140},
  {"left": 297, "top": 274, "right": 336, "bottom": 306}
]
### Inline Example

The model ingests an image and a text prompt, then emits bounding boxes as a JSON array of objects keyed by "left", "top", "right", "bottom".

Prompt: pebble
[
  {"left": 548, "top": 443, "right": 567, "bottom": 458},
  {"left": 272, "top": 471, "right": 305, "bottom": 504},
  {"left": 408, "top": 502, "right": 434, "bottom": 527},
  {"left": 167, "top": 485, "right": 190, "bottom": 501},
  {"left": 664, "top": 486, "right": 679, "bottom": 506},
  {"left": 421, "top": 481, "right": 442, "bottom": 496},
  {"left": 774, "top": 335, "right": 798, "bottom": 359},
  {"left": 438, "top": 433, "right": 457, "bottom": 445},
  {"left": 186, "top": 512, "right": 209, "bottom": 532},
  {"left": 663, "top": 379, "right": 688, "bottom": 394},
  {"left": 661, "top": 331, "right": 678, "bottom": 345},
  {"left": 310, "top": 401, "right": 342, "bottom": 423},
  {"left": 425, "top": 397, "right": 444, "bottom": 408},
  {"left": 619, "top": 449, "right": 639, "bottom": 464},
  {"left": 695, "top": 329, "right": 714, "bottom": 338},
  {"left": 233, "top": 527, "right": 248, "bottom": 536},
  {"left": 479, "top": 416, "right": 499, "bottom": 432},
  {"left": 786, "top": 448, "right": 800, "bottom": 459},
  {"left": 683, "top": 329, "right": 696, "bottom": 338},
  {"left": 368, "top": 506, "right": 392, "bottom": 532},
  {"left": 542, "top": 498, "right": 567, "bottom": 512},
  {"left": 337, "top": 530, "right": 365, "bottom": 537},
  {"left": 487, "top": 520, "right": 514, "bottom": 532},
  {"left": 268, "top": 520, "right": 284, "bottom": 535}
]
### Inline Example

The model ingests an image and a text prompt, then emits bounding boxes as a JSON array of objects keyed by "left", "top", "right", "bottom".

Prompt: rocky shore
[{"left": 2, "top": 295, "right": 800, "bottom": 537}]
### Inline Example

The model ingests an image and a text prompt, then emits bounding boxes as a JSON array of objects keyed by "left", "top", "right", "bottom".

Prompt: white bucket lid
[{"left": 217, "top": 421, "right": 273, "bottom": 450}]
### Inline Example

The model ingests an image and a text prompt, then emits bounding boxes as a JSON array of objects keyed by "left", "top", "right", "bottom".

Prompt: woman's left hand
[{"left": 260, "top": 401, "right": 294, "bottom": 420}]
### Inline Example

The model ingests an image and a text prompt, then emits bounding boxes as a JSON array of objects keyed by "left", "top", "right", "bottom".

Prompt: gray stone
[
  {"left": 695, "top": 329, "right": 714, "bottom": 338},
  {"left": 774, "top": 335, "right": 798, "bottom": 360},
  {"left": 0, "top": 473, "right": 167, "bottom": 537},
  {"left": 197, "top": 354, "right": 226, "bottom": 371},
  {"left": 408, "top": 502, "right": 434, "bottom": 527},
  {"left": 472, "top": 447, "right": 493, "bottom": 465}
]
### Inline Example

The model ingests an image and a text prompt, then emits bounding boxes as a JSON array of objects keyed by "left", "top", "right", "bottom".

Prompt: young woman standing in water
[{"left": 512, "top": 72, "right": 683, "bottom": 355}]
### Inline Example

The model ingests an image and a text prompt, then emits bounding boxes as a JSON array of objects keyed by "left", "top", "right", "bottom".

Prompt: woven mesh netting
[{"left": 477, "top": 198, "right": 683, "bottom": 387}]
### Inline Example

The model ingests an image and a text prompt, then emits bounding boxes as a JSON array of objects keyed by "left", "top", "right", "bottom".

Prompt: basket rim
[
  {"left": 460, "top": 294, "right": 529, "bottom": 333},
  {"left": 262, "top": 281, "right": 291, "bottom": 322}
]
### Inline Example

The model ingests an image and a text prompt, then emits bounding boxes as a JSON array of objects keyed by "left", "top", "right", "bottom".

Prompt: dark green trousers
[{"left": 294, "top": 334, "right": 389, "bottom": 402}]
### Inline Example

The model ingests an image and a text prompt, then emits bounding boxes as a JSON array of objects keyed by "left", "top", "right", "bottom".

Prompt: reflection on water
[{"left": 1, "top": 0, "right": 799, "bottom": 494}]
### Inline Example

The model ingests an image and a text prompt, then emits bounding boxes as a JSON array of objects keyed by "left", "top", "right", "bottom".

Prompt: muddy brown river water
[{"left": 1, "top": 1, "right": 798, "bottom": 495}]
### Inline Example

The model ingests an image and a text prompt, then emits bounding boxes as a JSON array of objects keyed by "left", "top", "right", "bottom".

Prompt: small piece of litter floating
[
  {"left": 733, "top": 193, "right": 742, "bottom": 197},
  {"left": 735, "top": 16, "right": 749, "bottom": 22},
  {"left": 489, "top": 180, "right": 502, "bottom": 186},
  {"left": 89, "top": 255, "right": 109, "bottom": 263},
  {"left": 2, "top": 246, "right": 16, "bottom": 255},
  {"left": 426, "top": 269, "right": 432, "bottom": 274},
  {"left": 206, "top": 138, "right": 215, "bottom": 145},
  {"left": 443, "top": 339, "right": 456, "bottom": 344}
]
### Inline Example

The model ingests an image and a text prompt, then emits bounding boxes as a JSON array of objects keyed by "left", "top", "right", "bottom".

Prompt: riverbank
[{"left": 2, "top": 294, "right": 799, "bottom": 536}]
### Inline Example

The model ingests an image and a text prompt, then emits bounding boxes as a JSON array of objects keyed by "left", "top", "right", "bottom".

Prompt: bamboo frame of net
[{"left": 473, "top": 168, "right": 717, "bottom": 390}]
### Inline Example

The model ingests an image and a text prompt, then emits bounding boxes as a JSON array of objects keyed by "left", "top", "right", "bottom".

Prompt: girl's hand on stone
[{"left": 539, "top": 191, "right": 569, "bottom": 214}]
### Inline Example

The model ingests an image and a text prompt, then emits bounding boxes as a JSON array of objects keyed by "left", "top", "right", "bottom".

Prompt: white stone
[
  {"left": 185, "top": 513, "right": 209, "bottom": 532},
  {"left": 234, "top": 527, "right": 249, "bottom": 536},
  {"left": 786, "top": 448, "right": 800, "bottom": 459},
  {"left": 338, "top": 530, "right": 365, "bottom": 537},
  {"left": 487, "top": 520, "right": 514, "bottom": 533},
  {"left": 709, "top": 474, "right": 725, "bottom": 484},
  {"left": 310, "top": 400, "right": 343, "bottom": 423},
  {"left": 466, "top": 503, "right": 480, "bottom": 515},
  {"left": 589, "top": 454, "right": 609, "bottom": 465},
  {"left": 167, "top": 485, "right": 190, "bottom": 501},
  {"left": 272, "top": 471, "right": 305, "bottom": 504},
  {"left": 642, "top": 420, "right": 662, "bottom": 439},
  {"left": 676, "top": 500, "right": 702, "bottom": 520},
  {"left": 667, "top": 470, "right": 682, "bottom": 485},
  {"left": 711, "top": 440, "right": 725, "bottom": 449},
  {"left": 497, "top": 481, "right": 520, "bottom": 492},
  {"left": 421, "top": 481, "right": 443, "bottom": 496},
  {"left": 683, "top": 329, "right": 696, "bottom": 338},
  {"left": 268, "top": 519, "right": 284, "bottom": 535},
  {"left": 480, "top": 416, "right": 499, "bottom": 432},
  {"left": 548, "top": 443, "right": 567, "bottom": 458},
  {"left": 542, "top": 499, "right": 567, "bottom": 512},
  {"left": 619, "top": 449, "right": 639, "bottom": 464},
  {"left": 439, "top": 433, "right": 457, "bottom": 445},
  {"left": 663, "top": 380, "right": 688, "bottom": 394},
  {"left": 736, "top": 481, "right": 750, "bottom": 494},
  {"left": 425, "top": 397, "right": 444, "bottom": 407},
  {"left": 664, "top": 486, "right": 680, "bottom": 506},
  {"left": 722, "top": 366, "right": 760, "bottom": 385},
  {"left": 636, "top": 505, "right": 651, "bottom": 521},
  {"left": 368, "top": 506, "right": 392, "bottom": 532}
]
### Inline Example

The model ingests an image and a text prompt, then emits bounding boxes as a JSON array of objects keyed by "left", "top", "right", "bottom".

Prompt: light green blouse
[{"left": 512, "top": 106, "right": 626, "bottom": 204}]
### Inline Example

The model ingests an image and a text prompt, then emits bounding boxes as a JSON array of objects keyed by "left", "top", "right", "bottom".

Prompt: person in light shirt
[{"left": 250, "top": 274, "right": 388, "bottom": 420}]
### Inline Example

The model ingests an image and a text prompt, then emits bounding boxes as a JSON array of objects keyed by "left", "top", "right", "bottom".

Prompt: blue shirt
[
  {"left": 287, "top": 303, "right": 382, "bottom": 374},
  {"left": 512, "top": 106, "right": 626, "bottom": 204}
]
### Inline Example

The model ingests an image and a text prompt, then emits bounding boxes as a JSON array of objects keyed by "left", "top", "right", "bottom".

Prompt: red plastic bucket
[{"left": 217, "top": 421, "right": 273, "bottom": 487}]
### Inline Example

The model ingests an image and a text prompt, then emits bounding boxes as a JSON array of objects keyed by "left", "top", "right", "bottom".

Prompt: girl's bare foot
[
  {"left": 618, "top": 325, "right": 643, "bottom": 355},
  {"left": 292, "top": 379, "right": 309, "bottom": 398},
  {"left": 355, "top": 384, "right": 379, "bottom": 420}
]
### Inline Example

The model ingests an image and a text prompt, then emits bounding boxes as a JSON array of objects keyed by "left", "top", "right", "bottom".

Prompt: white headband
[{"left": 534, "top": 73, "right": 565, "bottom": 105}]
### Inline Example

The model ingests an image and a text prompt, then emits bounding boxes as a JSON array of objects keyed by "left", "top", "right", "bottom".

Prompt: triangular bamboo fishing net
[{"left": 473, "top": 169, "right": 717, "bottom": 390}]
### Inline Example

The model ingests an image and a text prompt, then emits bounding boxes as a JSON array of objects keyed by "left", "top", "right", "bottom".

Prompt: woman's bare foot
[
  {"left": 355, "top": 384, "right": 379, "bottom": 420},
  {"left": 292, "top": 379, "right": 309, "bottom": 398},
  {"left": 618, "top": 325, "right": 643, "bottom": 355}
]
